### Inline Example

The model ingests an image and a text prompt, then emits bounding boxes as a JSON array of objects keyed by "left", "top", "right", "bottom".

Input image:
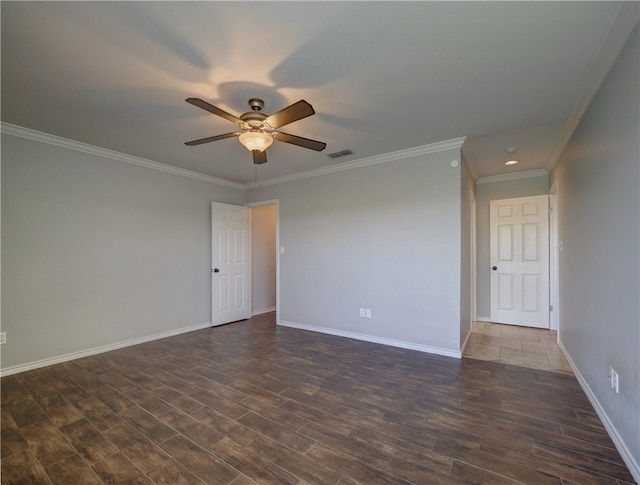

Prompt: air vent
[{"left": 327, "top": 149, "right": 353, "bottom": 159}]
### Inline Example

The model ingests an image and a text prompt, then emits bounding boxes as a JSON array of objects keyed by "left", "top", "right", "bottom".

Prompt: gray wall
[
  {"left": 250, "top": 204, "right": 277, "bottom": 314},
  {"left": 246, "top": 148, "right": 464, "bottom": 354},
  {"left": 475, "top": 173, "right": 549, "bottom": 319},
  {"left": 1, "top": 134, "right": 243, "bottom": 371},
  {"left": 551, "top": 25, "right": 639, "bottom": 470}
]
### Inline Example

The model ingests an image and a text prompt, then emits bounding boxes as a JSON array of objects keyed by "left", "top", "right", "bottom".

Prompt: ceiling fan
[{"left": 185, "top": 97, "right": 327, "bottom": 164}]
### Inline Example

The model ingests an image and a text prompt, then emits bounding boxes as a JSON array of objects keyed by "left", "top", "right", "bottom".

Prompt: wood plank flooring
[{"left": 1, "top": 312, "right": 635, "bottom": 484}]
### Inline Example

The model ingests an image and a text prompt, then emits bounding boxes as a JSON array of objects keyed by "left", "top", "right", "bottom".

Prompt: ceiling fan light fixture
[
  {"left": 238, "top": 131, "right": 273, "bottom": 152},
  {"left": 185, "top": 97, "right": 325, "bottom": 162}
]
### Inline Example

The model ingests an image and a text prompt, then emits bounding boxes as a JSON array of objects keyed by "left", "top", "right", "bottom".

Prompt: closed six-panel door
[{"left": 490, "top": 195, "right": 549, "bottom": 328}]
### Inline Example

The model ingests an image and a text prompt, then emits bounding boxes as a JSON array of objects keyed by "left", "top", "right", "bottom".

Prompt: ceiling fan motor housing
[{"left": 240, "top": 111, "right": 268, "bottom": 130}]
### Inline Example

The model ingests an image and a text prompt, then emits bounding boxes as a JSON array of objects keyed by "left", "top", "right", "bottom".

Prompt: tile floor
[
  {"left": 463, "top": 321, "right": 574, "bottom": 375},
  {"left": 3, "top": 314, "right": 634, "bottom": 484}
]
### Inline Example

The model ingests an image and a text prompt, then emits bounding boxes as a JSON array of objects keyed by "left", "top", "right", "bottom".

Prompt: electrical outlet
[
  {"left": 359, "top": 308, "right": 365, "bottom": 317},
  {"left": 365, "top": 309, "right": 372, "bottom": 318},
  {"left": 0, "top": 332, "right": 6, "bottom": 345}
]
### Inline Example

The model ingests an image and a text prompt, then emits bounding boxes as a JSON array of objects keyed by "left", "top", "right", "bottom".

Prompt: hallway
[{"left": 464, "top": 322, "right": 573, "bottom": 375}]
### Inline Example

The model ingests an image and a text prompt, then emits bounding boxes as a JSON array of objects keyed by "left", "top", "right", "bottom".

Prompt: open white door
[
  {"left": 211, "top": 202, "right": 251, "bottom": 326},
  {"left": 490, "top": 195, "right": 549, "bottom": 328}
]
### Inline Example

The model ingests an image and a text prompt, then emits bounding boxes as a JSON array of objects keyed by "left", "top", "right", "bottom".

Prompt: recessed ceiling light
[{"left": 505, "top": 160, "right": 519, "bottom": 166}]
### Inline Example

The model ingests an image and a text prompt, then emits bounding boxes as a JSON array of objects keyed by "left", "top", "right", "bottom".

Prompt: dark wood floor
[{"left": 1, "top": 312, "right": 635, "bottom": 484}]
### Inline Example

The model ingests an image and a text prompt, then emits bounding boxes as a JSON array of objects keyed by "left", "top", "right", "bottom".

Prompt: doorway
[{"left": 248, "top": 202, "right": 278, "bottom": 318}]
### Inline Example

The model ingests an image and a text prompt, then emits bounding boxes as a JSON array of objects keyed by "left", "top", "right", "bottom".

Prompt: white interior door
[
  {"left": 490, "top": 195, "right": 549, "bottom": 328},
  {"left": 211, "top": 202, "right": 250, "bottom": 326}
]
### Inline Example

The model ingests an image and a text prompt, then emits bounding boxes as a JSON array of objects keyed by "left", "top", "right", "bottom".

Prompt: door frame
[
  {"left": 549, "top": 187, "right": 559, "bottom": 332},
  {"left": 245, "top": 199, "right": 280, "bottom": 323},
  {"left": 471, "top": 196, "right": 478, "bottom": 322}
]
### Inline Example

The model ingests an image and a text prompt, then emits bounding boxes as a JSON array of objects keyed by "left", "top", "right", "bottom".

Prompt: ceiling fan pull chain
[{"left": 254, "top": 165, "right": 259, "bottom": 190}]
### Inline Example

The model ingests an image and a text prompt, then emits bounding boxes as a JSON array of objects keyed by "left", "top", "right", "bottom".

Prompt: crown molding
[
  {"left": 0, "top": 122, "right": 245, "bottom": 190},
  {"left": 1, "top": 122, "right": 464, "bottom": 191},
  {"left": 246, "top": 136, "right": 466, "bottom": 189},
  {"left": 476, "top": 169, "right": 548, "bottom": 185},
  {"left": 545, "top": 4, "right": 640, "bottom": 173}
]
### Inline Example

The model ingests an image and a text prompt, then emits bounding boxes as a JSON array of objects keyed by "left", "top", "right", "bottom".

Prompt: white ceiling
[{"left": 1, "top": 2, "right": 633, "bottom": 185}]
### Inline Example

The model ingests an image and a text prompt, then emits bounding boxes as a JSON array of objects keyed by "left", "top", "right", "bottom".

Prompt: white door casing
[
  {"left": 471, "top": 196, "right": 477, "bottom": 322},
  {"left": 211, "top": 202, "right": 251, "bottom": 326},
  {"left": 549, "top": 190, "right": 559, "bottom": 332},
  {"left": 490, "top": 195, "right": 549, "bottom": 328}
]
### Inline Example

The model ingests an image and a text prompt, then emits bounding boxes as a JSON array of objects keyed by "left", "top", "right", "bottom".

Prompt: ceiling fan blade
[
  {"left": 274, "top": 132, "right": 327, "bottom": 152},
  {"left": 185, "top": 98, "right": 243, "bottom": 125},
  {"left": 253, "top": 151, "right": 268, "bottom": 165},
  {"left": 185, "top": 132, "right": 239, "bottom": 146},
  {"left": 265, "top": 100, "right": 315, "bottom": 129}
]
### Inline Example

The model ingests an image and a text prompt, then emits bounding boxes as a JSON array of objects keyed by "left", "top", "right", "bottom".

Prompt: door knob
[
  {"left": 213, "top": 268, "right": 220, "bottom": 273},
  {"left": 492, "top": 266, "right": 497, "bottom": 271}
]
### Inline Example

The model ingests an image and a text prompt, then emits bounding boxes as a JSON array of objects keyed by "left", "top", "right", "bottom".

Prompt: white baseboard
[
  {"left": 476, "top": 316, "right": 492, "bottom": 322},
  {"left": 278, "top": 320, "right": 461, "bottom": 359},
  {"left": 558, "top": 341, "right": 640, "bottom": 483},
  {"left": 252, "top": 307, "right": 276, "bottom": 316},
  {"left": 0, "top": 321, "right": 212, "bottom": 377}
]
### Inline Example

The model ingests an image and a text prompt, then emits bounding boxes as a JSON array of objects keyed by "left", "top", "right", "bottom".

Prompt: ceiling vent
[{"left": 327, "top": 149, "right": 353, "bottom": 159}]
